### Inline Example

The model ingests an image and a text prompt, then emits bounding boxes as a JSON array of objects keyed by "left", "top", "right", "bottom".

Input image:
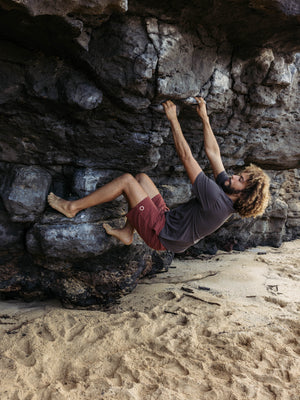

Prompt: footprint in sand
[
  {"left": 158, "top": 291, "right": 177, "bottom": 300},
  {"left": 106, "top": 355, "right": 140, "bottom": 386},
  {"left": 264, "top": 296, "right": 288, "bottom": 308},
  {"left": 84, "top": 326, "right": 110, "bottom": 344},
  {"left": 64, "top": 324, "right": 85, "bottom": 342},
  {"left": 209, "top": 361, "right": 232, "bottom": 381},
  {"left": 37, "top": 324, "right": 55, "bottom": 342},
  {"left": 154, "top": 325, "right": 169, "bottom": 337},
  {"left": 12, "top": 339, "right": 36, "bottom": 367},
  {"left": 177, "top": 315, "right": 189, "bottom": 326},
  {"left": 165, "top": 359, "right": 189, "bottom": 376}
]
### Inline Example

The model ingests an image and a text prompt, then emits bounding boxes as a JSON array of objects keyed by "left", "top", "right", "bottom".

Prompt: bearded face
[{"left": 221, "top": 177, "right": 243, "bottom": 195}]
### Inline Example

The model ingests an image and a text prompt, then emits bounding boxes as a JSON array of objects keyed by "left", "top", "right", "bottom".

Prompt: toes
[
  {"left": 47, "top": 193, "right": 56, "bottom": 205},
  {"left": 103, "top": 223, "right": 112, "bottom": 233}
]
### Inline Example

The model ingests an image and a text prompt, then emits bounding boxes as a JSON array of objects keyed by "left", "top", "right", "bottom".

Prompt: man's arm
[
  {"left": 195, "top": 97, "right": 225, "bottom": 179},
  {"left": 163, "top": 100, "right": 201, "bottom": 184}
]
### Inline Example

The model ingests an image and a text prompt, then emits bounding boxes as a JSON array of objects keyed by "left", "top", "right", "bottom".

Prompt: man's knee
[
  {"left": 121, "top": 173, "right": 136, "bottom": 185},
  {"left": 135, "top": 173, "right": 149, "bottom": 184}
]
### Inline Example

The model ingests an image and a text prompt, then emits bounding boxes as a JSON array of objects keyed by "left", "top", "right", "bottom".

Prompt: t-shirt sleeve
[
  {"left": 216, "top": 170, "right": 229, "bottom": 187},
  {"left": 192, "top": 171, "right": 222, "bottom": 208}
]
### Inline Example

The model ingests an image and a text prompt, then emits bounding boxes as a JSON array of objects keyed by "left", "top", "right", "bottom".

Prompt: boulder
[
  {"left": 1, "top": 166, "right": 52, "bottom": 222},
  {"left": 0, "top": 0, "right": 128, "bottom": 17},
  {"left": 0, "top": 0, "right": 299, "bottom": 307},
  {"left": 0, "top": 207, "right": 25, "bottom": 251}
]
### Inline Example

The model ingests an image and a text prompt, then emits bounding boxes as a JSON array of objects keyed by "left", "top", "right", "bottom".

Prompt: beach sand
[{"left": 0, "top": 240, "right": 299, "bottom": 400}]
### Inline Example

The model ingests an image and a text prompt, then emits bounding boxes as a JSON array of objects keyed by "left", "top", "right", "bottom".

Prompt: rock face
[{"left": 0, "top": 0, "right": 299, "bottom": 307}]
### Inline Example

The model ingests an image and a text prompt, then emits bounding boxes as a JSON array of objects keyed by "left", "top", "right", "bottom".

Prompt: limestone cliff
[{"left": 0, "top": 0, "right": 299, "bottom": 307}]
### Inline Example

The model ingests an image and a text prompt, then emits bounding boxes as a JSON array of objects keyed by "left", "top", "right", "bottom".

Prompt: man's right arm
[
  {"left": 163, "top": 100, "right": 202, "bottom": 185},
  {"left": 195, "top": 97, "right": 225, "bottom": 179}
]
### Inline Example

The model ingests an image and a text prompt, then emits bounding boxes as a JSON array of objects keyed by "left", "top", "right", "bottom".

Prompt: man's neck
[{"left": 225, "top": 193, "right": 239, "bottom": 203}]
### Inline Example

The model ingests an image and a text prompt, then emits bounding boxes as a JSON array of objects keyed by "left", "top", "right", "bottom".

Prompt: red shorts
[{"left": 126, "top": 194, "right": 168, "bottom": 251}]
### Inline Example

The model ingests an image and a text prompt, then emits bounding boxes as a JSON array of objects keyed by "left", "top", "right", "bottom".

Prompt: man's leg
[
  {"left": 103, "top": 173, "right": 161, "bottom": 245},
  {"left": 48, "top": 173, "right": 148, "bottom": 218},
  {"left": 135, "top": 173, "right": 160, "bottom": 199},
  {"left": 103, "top": 218, "right": 134, "bottom": 245}
]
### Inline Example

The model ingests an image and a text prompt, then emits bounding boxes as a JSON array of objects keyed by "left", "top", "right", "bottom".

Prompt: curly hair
[{"left": 234, "top": 164, "right": 270, "bottom": 218}]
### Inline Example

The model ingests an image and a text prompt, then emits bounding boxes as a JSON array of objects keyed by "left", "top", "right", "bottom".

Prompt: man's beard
[{"left": 221, "top": 178, "right": 242, "bottom": 195}]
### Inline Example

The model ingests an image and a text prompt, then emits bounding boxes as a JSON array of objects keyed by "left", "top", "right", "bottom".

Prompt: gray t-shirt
[{"left": 159, "top": 171, "right": 234, "bottom": 253}]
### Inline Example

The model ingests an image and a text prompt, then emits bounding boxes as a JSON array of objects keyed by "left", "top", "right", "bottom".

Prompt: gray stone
[
  {"left": 63, "top": 76, "right": 103, "bottom": 110},
  {"left": 0, "top": 0, "right": 128, "bottom": 18},
  {"left": 268, "top": 198, "right": 288, "bottom": 219},
  {"left": 72, "top": 168, "right": 127, "bottom": 219},
  {"left": 26, "top": 57, "right": 60, "bottom": 101},
  {"left": 0, "top": 61, "right": 24, "bottom": 105},
  {"left": 73, "top": 168, "right": 118, "bottom": 196},
  {"left": 88, "top": 16, "right": 153, "bottom": 98},
  {"left": 241, "top": 48, "right": 274, "bottom": 85},
  {"left": 26, "top": 219, "right": 119, "bottom": 259},
  {"left": 249, "top": 85, "right": 278, "bottom": 106},
  {"left": 133, "top": 43, "right": 158, "bottom": 80},
  {"left": 154, "top": 24, "right": 198, "bottom": 98},
  {"left": 157, "top": 179, "right": 192, "bottom": 208},
  {"left": 2, "top": 166, "right": 52, "bottom": 222},
  {"left": 265, "top": 56, "right": 295, "bottom": 86},
  {"left": 119, "top": 96, "right": 151, "bottom": 111},
  {"left": 207, "top": 69, "right": 233, "bottom": 110},
  {"left": 0, "top": 209, "right": 24, "bottom": 250},
  {"left": 27, "top": 57, "right": 103, "bottom": 109}
]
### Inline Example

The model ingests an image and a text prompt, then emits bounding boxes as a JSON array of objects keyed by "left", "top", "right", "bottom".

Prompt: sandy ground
[{"left": 0, "top": 240, "right": 299, "bottom": 400}]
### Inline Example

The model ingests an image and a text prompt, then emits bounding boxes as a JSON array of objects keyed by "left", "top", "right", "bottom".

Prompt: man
[{"left": 48, "top": 97, "right": 270, "bottom": 253}]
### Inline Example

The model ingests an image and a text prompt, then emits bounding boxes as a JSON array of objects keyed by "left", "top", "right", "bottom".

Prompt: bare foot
[
  {"left": 47, "top": 193, "right": 77, "bottom": 218},
  {"left": 103, "top": 223, "right": 133, "bottom": 246}
]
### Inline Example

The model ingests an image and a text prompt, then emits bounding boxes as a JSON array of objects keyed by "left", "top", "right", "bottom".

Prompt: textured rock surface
[
  {"left": 0, "top": 0, "right": 299, "bottom": 307},
  {"left": 2, "top": 166, "right": 52, "bottom": 222}
]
